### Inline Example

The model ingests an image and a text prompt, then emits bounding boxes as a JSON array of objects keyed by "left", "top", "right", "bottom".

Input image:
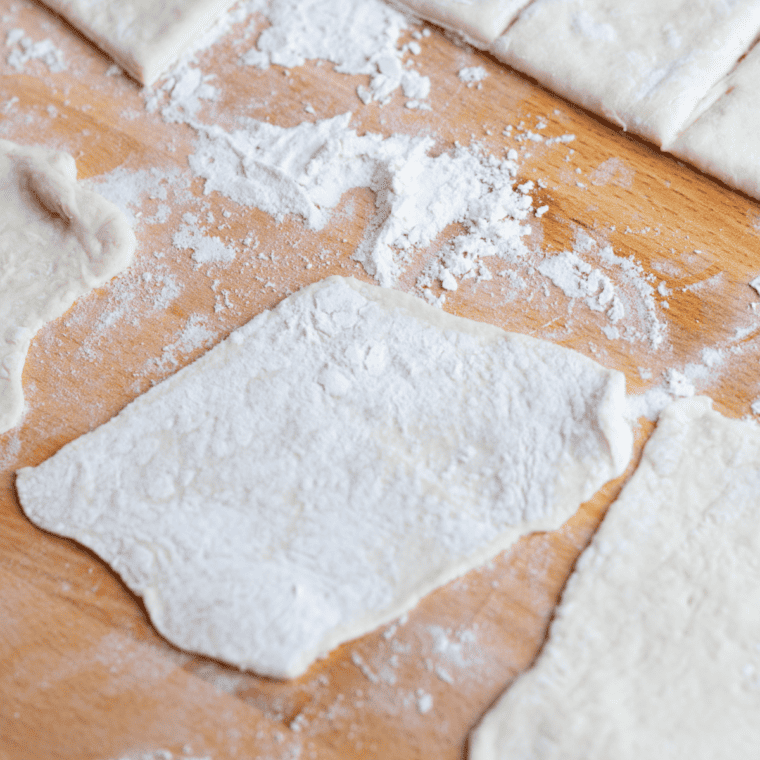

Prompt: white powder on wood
[
  {"left": 458, "top": 66, "right": 488, "bottom": 86},
  {"left": 172, "top": 214, "right": 237, "bottom": 265},
  {"left": 188, "top": 113, "right": 532, "bottom": 287},
  {"left": 5, "top": 28, "right": 66, "bottom": 72},
  {"left": 243, "top": 0, "right": 429, "bottom": 106}
]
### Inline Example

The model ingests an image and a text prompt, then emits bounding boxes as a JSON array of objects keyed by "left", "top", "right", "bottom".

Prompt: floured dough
[
  {"left": 490, "top": 0, "right": 760, "bottom": 148},
  {"left": 470, "top": 396, "right": 760, "bottom": 760},
  {"left": 16, "top": 276, "right": 631, "bottom": 678},
  {"left": 390, "top": 0, "right": 531, "bottom": 46},
  {"left": 0, "top": 139, "right": 136, "bottom": 435},
  {"left": 671, "top": 43, "right": 760, "bottom": 199},
  {"left": 39, "top": 0, "right": 237, "bottom": 85}
]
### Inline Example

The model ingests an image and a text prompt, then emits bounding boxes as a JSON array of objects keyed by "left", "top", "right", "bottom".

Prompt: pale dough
[
  {"left": 40, "top": 0, "right": 237, "bottom": 85},
  {"left": 0, "top": 139, "right": 136, "bottom": 436},
  {"left": 490, "top": 0, "right": 760, "bottom": 148},
  {"left": 390, "top": 0, "right": 531, "bottom": 46},
  {"left": 470, "top": 396, "right": 760, "bottom": 760},
  {"left": 16, "top": 276, "right": 632, "bottom": 679},
  {"left": 671, "top": 43, "right": 760, "bottom": 199}
]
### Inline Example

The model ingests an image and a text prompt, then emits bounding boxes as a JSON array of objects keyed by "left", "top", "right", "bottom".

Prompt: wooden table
[{"left": 2, "top": 2, "right": 760, "bottom": 758}]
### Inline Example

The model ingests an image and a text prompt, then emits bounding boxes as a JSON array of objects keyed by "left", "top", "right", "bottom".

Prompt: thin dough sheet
[
  {"left": 0, "top": 139, "right": 136, "bottom": 435},
  {"left": 490, "top": 0, "right": 760, "bottom": 148},
  {"left": 16, "top": 276, "right": 632, "bottom": 679},
  {"left": 40, "top": 0, "right": 237, "bottom": 85},
  {"left": 390, "top": 0, "right": 531, "bottom": 46},
  {"left": 470, "top": 396, "right": 760, "bottom": 760},
  {"left": 671, "top": 43, "right": 760, "bottom": 200}
]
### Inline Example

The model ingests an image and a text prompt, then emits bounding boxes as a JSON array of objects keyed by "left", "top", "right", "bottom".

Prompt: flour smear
[{"left": 188, "top": 112, "right": 532, "bottom": 286}]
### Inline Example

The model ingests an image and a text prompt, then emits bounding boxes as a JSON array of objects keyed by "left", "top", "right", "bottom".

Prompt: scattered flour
[
  {"left": 458, "top": 65, "right": 488, "bottom": 86},
  {"left": 242, "top": 0, "right": 429, "bottom": 106},
  {"left": 173, "top": 214, "right": 237, "bottom": 265},
  {"left": 351, "top": 651, "right": 380, "bottom": 684},
  {"left": 579, "top": 231, "right": 665, "bottom": 349},
  {"left": 416, "top": 690, "right": 434, "bottom": 714},
  {"left": 188, "top": 113, "right": 533, "bottom": 286},
  {"left": 589, "top": 157, "right": 635, "bottom": 188},
  {"left": 427, "top": 625, "right": 481, "bottom": 669},
  {"left": 147, "top": 66, "right": 219, "bottom": 123},
  {"left": 538, "top": 250, "right": 624, "bottom": 326},
  {"left": 627, "top": 346, "right": 730, "bottom": 421},
  {"left": 142, "top": 315, "right": 218, "bottom": 376},
  {"left": 86, "top": 166, "right": 188, "bottom": 228},
  {"left": 5, "top": 28, "right": 66, "bottom": 72}
]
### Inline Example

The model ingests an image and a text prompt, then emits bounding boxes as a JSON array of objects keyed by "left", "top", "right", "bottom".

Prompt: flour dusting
[
  {"left": 173, "top": 214, "right": 237, "bottom": 265},
  {"left": 188, "top": 113, "right": 533, "bottom": 286},
  {"left": 5, "top": 28, "right": 66, "bottom": 72},
  {"left": 242, "top": 0, "right": 428, "bottom": 107},
  {"left": 458, "top": 65, "right": 488, "bottom": 87}
]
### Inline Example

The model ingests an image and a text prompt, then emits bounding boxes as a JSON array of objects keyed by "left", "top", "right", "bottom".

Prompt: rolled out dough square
[
  {"left": 0, "top": 138, "right": 136, "bottom": 435},
  {"left": 40, "top": 0, "right": 238, "bottom": 85},
  {"left": 390, "top": 0, "right": 532, "bottom": 46},
  {"left": 16, "top": 276, "right": 631, "bottom": 679},
  {"left": 490, "top": 0, "right": 760, "bottom": 148},
  {"left": 470, "top": 396, "right": 760, "bottom": 760},
  {"left": 671, "top": 43, "right": 760, "bottom": 200}
]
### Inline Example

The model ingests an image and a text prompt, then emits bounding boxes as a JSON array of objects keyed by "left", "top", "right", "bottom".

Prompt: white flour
[
  {"left": 142, "top": 315, "right": 218, "bottom": 377},
  {"left": 173, "top": 213, "right": 237, "bottom": 265},
  {"left": 5, "top": 28, "right": 66, "bottom": 72},
  {"left": 573, "top": 231, "right": 665, "bottom": 349},
  {"left": 538, "top": 249, "right": 624, "bottom": 327},
  {"left": 459, "top": 65, "right": 488, "bottom": 87},
  {"left": 188, "top": 113, "right": 532, "bottom": 286},
  {"left": 242, "top": 0, "right": 428, "bottom": 106}
]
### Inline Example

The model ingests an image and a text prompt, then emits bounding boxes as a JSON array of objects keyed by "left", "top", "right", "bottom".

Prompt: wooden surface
[{"left": 3, "top": 2, "right": 760, "bottom": 758}]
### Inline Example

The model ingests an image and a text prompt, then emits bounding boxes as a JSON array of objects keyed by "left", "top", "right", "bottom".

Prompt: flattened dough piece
[
  {"left": 0, "top": 139, "right": 136, "bottom": 435},
  {"left": 671, "top": 43, "right": 760, "bottom": 199},
  {"left": 16, "top": 276, "right": 632, "bottom": 679},
  {"left": 470, "top": 396, "right": 760, "bottom": 760},
  {"left": 40, "top": 0, "right": 237, "bottom": 85},
  {"left": 490, "top": 0, "right": 760, "bottom": 147},
  {"left": 390, "top": 0, "right": 531, "bottom": 46}
]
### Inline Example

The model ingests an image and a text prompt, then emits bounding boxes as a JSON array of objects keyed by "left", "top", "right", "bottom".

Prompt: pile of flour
[
  {"left": 242, "top": 0, "right": 430, "bottom": 106},
  {"left": 189, "top": 112, "right": 532, "bottom": 287}
]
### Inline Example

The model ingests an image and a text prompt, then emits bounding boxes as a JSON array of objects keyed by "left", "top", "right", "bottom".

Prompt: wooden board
[{"left": 2, "top": 1, "right": 760, "bottom": 758}]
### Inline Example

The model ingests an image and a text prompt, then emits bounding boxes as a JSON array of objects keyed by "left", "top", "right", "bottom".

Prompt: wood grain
[{"left": 2, "top": 1, "right": 760, "bottom": 758}]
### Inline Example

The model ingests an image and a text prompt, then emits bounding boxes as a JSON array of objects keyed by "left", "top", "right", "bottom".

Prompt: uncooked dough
[
  {"left": 39, "top": 0, "right": 237, "bottom": 85},
  {"left": 672, "top": 43, "right": 760, "bottom": 200},
  {"left": 16, "top": 276, "right": 632, "bottom": 678},
  {"left": 0, "top": 139, "right": 136, "bottom": 436},
  {"left": 470, "top": 396, "right": 760, "bottom": 760},
  {"left": 490, "top": 0, "right": 760, "bottom": 148},
  {"left": 390, "top": 0, "right": 531, "bottom": 45}
]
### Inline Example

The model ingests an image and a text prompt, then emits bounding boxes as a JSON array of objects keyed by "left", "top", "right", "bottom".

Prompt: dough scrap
[
  {"left": 390, "top": 0, "right": 531, "bottom": 46},
  {"left": 0, "top": 139, "right": 136, "bottom": 435},
  {"left": 490, "top": 0, "right": 760, "bottom": 148},
  {"left": 16, "top": 276, "right": 632, "bottom": 679},
  {"left": 39, "top": 0, "right": 237, "bottom": 85},
  {"left": 470, "top": 396, "right": 760, "bottom": 760},
  {"left": 671, "top": 43, "right": 760, "bottom": 199}
]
